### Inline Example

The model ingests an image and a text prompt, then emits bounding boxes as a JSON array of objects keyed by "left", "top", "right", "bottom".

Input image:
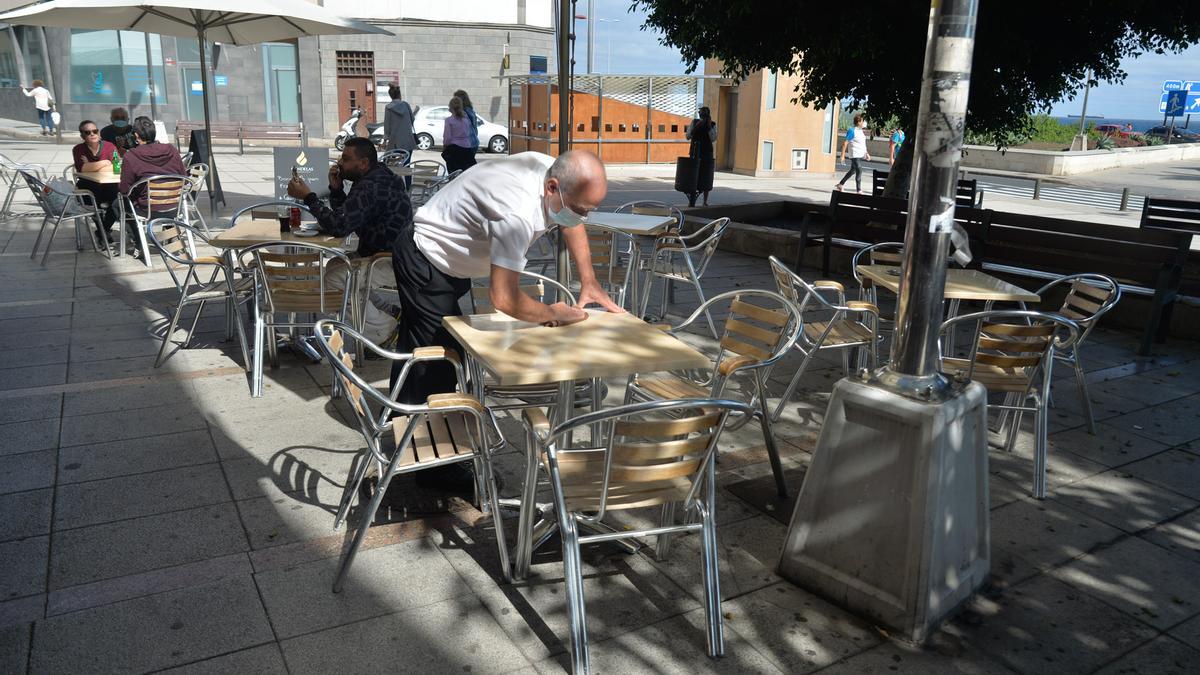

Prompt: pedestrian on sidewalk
[
  {"left": 441, "top": 95, "right": 476, "bottom": 174},
  {"left": 685, "top": 106, "right": 717, "bottom": 206},
  {"left": 889, "top": 127, "right": 906, "bottom": 166},
  {"left": 835, "top": 114, "right": 871, "bottom": 193},
  {"left": 383, "top": 85, "right": 416, "bottom": 188},
  {"left": 453, "top": 89, "right": 480, "bottom": 153},
  {"left": 21, "top": 80, "right": 55, "bottom": 136}
]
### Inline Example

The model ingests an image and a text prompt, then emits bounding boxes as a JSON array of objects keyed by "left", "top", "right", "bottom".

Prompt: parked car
[
  {"left": 1094, "top": 124, "right": 1131, "bottom": 138},
  {"left": 1143, "top": 126, "right": 1200, "bottom": 143},
  {"left": 413, "top": 106, "right": 509, "bottom": 154}
]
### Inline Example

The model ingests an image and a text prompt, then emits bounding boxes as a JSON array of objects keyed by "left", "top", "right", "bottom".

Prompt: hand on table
[
  {"left": 576, "top": 282, "right": 626, "bottom": 314},
  {"left": 541, "top": 302, "right": 588, "bottom": 328}
]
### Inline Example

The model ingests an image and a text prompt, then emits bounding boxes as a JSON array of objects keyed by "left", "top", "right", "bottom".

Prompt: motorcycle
[{"left": 334, "top": 107, "right": 385, "bottom": 151}]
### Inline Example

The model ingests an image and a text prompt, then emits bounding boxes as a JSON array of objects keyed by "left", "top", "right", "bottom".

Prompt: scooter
[{"left": 334, "top": 107, "right": 385, "bottom": 151}]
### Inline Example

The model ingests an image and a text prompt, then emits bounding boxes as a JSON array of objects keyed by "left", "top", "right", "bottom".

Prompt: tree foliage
[{"left": 631, "top": 0, "right": 1200, "bottom": 143}]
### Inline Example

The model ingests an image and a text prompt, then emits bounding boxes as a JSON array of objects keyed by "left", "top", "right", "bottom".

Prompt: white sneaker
[{"left": 834, "top": 184, "right": 843, "bottom": 192}]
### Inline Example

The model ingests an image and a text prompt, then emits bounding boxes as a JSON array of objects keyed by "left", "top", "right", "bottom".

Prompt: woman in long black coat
[{"left": 686, "top": 107, "right": 717, "bottom": 206}]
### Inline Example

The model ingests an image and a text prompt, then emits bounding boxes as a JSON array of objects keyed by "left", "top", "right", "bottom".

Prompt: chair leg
[
  {"left": 1032, "top": 397, "right": 1049, "bottom": 499},
  {"left": 560, "top": 517, "right": 590, "bottom": 675},
  {"left": 692, "top": 279, "right": 719, "bottom": 340},
  {"left": 334, "top": 448, "right": 375, "bottom": 530},
  {"left": 154, "top": 297, "right": 187, "bottom": 368},
  {"left": 29, "top": 215, "right": 50, "bottom": 260},
  {"left": 251, "top": 310, "right": 265, "bottom": 398},
  {"left": 513, "top": 424, "right": 544, "bottom": 581},
  {"left": 699, "top": 472, "right": 725, "bottom": 657},
  {"left": 771, "top": 347, "right": 816, "bottom": 422},
  {"left": 183, "top": 299, "right": 208, "bottom": 349},
  {"left": 841, "top": 348, "right": 851, "bottom": 377},
  {"left": 756, "top": 372, "right": 788, "bottom": 498},
  {"left": 137, "top": 222, "right": 153, "bottom": 268},
  {"left": 333, "top": 461, "right": 394, "bottom": 594},
  {"left": 655, "top": 502, "right": 677, "bottom": 561},
  {"left": 481, "top": 452, "right": 512, "bottom": 583},
  {"left": 40, "top": 218, "right": 63, "bottom": 266},
  {"left": 1004, "top": 409, "right": 1024, "bottom": 453},
  {"left": 1072, "top": 354, "right": 1096, "bottom": 435}
]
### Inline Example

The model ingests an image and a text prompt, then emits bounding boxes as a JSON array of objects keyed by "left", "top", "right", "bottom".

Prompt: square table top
[
  {"left": 207, "top": 219, "right": 344, "bottom": 249},
  {"left": 443, "top": 309, "right": 711, "bottom": 387},
  {"left": 75, "top": 170, "right": 120, "bottom": 184},
  {"left": 856, "top": 264, "right": 1040, "bottom": 303},
  {"left": 586, "top": 211, "right": 675, "bottom": 235}
]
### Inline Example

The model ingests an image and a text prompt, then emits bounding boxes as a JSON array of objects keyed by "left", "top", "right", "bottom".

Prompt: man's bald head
[{"left": 546, "top": 150, "right": 607, "bottom": 214}]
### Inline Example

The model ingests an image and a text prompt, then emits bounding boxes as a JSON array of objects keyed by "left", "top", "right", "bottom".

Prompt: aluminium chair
[
  {"left": 639, "top": 217, "right": 730, "bottom": 338},
  {"left": 521, "top": 398, "right": 752, "bottom": 675},
  {"left": 940, "top": 310, "right": 1081, "bottom": 499},
  {"left": 0, "top": 154, "right": 45, "bottom": 220},
  {"left": 768, "top": 256, "right": 880, "bottom": 422},
  {"left": 624, "top": 289, "right": 802, "bottom": 498},
  {"left": 563, "top": 223, "right": 640, "bottom": 310},
  {"left": 1022, "top": 274, "right": 1121, "bottom": 435},
  {"left": 313, "top": 320, "right": 509, "bottom": 591},
  {"left": 118, "top": 173, "right": 189, "bottom": 266},
  {"left": 239, "top": 241, "right": 353, "bottom": 397},
  {"left": 23, "top": 170, "right": 106, "bottom": 265},
  {"left": 147, "top": 218, "right": 252, "bottom": 368},
  {"left": 181, "top": 163, "right": 211, "bottom": 235}
]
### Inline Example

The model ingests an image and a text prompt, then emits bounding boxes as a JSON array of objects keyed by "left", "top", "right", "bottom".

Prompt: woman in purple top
[{"left": 441, "top": 96, "right": 477, "bottom": 174}]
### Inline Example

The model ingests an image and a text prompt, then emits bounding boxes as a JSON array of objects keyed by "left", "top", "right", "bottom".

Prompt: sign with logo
[
  {"left": 375, "top": 69, "right": 399, "bottom": 103},
  {"left": 273, "top": 146, "right": 329, "bottom": 203},
  {"left": 190, "top": 80, "right": 203, "bottom": 95},
  {"left": 215, "top": 75, "right": 228, "bottom": 87}
]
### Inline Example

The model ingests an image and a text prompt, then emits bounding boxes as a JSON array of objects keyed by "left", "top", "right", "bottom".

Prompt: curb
[{"left": 0, "top": 125, "right": 62, "bottom": 142}]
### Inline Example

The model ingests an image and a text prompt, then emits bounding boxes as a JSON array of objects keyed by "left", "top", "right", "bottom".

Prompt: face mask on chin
[{"left": 548, "top": 188, "right": 586, "bottom": 228}]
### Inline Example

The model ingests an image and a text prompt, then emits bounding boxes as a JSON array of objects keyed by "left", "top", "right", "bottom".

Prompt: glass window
[
  {"left": 762, "top": 141, "right": 774, "bottom": 170},
  {"left": 791, "top": 148, "right": 809, "bottom": 170},
  {"left": 766, "top": 71, "right": 777, "bottom": 110},
  {"left": 17, "top": 27, "right": 47, "bottom": 84},
  {"left": 822, "top": 102, "right": 835, "bottom": 154},
  {"left": 68, "top": 29, "right": 166, "bottom": 104},
  {"left": 0, "top": 31, "right": 21, "bottom": 87}
]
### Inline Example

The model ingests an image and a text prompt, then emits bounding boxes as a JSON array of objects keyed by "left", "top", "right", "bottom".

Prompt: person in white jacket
[{"left": 22, "top": 80, "right": 55, "bottom": 136}]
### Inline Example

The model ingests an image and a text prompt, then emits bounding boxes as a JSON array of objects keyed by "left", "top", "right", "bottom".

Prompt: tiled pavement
[{"left": 2, "top": 147, "right": 1200, "bottom": 674}]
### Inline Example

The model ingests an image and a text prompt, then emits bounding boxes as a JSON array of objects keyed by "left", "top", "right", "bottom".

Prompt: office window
[
  {"left": 619, "top": 123, "right": 626, "bottom": 132},
  {"left": 590, "top": 116, "right": 599, "bottom": 132},
  {"left": 68, "top": 29, "right": 166, "bottom": 104},
  {"left": 335, "top": 51, "right": 373, "bottom": 76},
  {"left": 791, "top": 148, "right": 809, "bottom": 170},
  {"left": 766, "top": 70, "right": 778, "bottom": 110},
  {"left": 762, "top": 141, "right": 774, "bottom": 170},
  {"left": 671, "top": 124, "right": 678, "bottom": 133},
  {"left": 632, "top": 123, "right": 640, "bottom": 133},
  {"left": 605, "top": 123, "right": 612, "bottom": 132},
  {"left": 822, "top": 102, "right": 835, "bottom": 154},
  {"left": 658, "top": 124, "right": 665, "bottom": 132}
]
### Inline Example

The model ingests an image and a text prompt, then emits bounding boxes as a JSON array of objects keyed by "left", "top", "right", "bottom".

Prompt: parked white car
[{"left": 413, "top": 106, "right": 509, "bottom": 154}]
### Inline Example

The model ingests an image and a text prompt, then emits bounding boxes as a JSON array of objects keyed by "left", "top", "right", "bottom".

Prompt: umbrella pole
[
  {"left": 144, "top": 31, "right": 159, "bottom": 122},
  {"left": 197, "top": 26, "right": 218, "bottom": 221}
]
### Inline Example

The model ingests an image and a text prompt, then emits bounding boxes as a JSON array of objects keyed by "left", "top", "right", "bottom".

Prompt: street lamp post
[{"left": 778, "top": 0, "right": 991, "bottom": 644}]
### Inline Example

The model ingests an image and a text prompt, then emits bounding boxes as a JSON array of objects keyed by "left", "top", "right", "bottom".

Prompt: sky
[{"left": 583, "top": 0, "right": 1200, "bottom": 120}]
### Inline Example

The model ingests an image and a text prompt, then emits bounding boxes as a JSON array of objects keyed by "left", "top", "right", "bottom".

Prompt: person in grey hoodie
[{"left": 383, "top": 85, "right": 416, "bottom": 187}]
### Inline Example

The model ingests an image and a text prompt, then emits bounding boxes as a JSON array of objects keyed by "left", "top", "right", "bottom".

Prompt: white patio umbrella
[{"left": 0, "top": 0, "right": 391, "bottom": 215}]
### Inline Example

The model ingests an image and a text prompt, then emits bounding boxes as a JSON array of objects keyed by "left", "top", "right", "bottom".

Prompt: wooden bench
[
  {"left": 799, "top": 191, "right": 990, "bottom": 275},
  {"left": 872, "top": 169, "right": 979, "bottom": 208},
  {"left": 174, "top": 121, "right": 304, "bottom": 154},
  {"left": 984, "top": 209, "right": 1192, "bottom": 355}
]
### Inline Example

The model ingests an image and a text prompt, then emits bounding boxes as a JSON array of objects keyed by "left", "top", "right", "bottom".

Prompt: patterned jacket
[{"left": 302, "top": 163, "right": 412, "bottom": 256}]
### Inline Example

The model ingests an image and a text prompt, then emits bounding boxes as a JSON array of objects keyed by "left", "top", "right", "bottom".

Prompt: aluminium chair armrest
[
  {"left": 717, "top": 354, "right": 760, "bottom": 376},
  {"left": 413, "top": 345, "right": 462, "bottom": 368},
  {"left": 522, "top": 406, "right": 551, "bottom": 440},
  {"left": 844, "top": 300, "right": 880, "bottom": 316}
]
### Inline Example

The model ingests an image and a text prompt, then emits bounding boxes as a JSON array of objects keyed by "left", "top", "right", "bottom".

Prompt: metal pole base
[{"left": 778, "top": 377, "right": 990, "bottom": 643}]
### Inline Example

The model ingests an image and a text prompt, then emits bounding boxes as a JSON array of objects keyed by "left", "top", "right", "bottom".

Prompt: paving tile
[
  {"left": 159, "top": 643, "right": 288, "bottom": 675},
  {"left": 1105, "top": 394, "right": 1200, "bottom": 447},
  {"left": 49, "top": 503, "right": 248, "bottom": 590},
  {"left": 1138, "top": 508, "right": 1200, "bottom": 565},
  {"left": 68, "top": 336, "right": 163, "bottom": 363},
  {"left": 1089, "top": 374, "right": 1195, "bottom": 408},
  {"left": 0, "top": 301, "right": 72, "bottom": 320},
  {"left": 1050, "top": 470, "right": 1198, "bottom": 534},
  {"left": 719, "top": 582, "right": 880, "bottom": 673},
  {"left": 1052, "top": 536, "right": 1200, "bottom": 630},
  {"left": 946, "top": 575, "right": 1158, "bottom": 674},
  {"left": 0, "top": 489, "right": 51, "bottom": 542},
  {"left": 819, "top": 640, "right": 1012, "bottom": 674},
  {"left": 0, "top": 449, "right": 55, "bottom": 495},
  {"left": 0, "top": 344, "right": 68, "bottom": 368},
  {"left": 988, "top": 499, "right": 1124, "bottom": 587},
  {"left": 0, "top": 594, "right": 44, "bottom": 631},
  {"left": 58, "top": 402, "right": 207, "bottom": 448},
  {"left": 1120, "top": 449, "right": 1200, "bottom": 500},
  {"left": 61, "top": 378, "right": 197, "bottom": 417},
  {"left": 233, "top": 481, "right": 350, "bottom": 550},
  {"left": 221, "top": 444, "right": 360, "bottom": 502},
  {"left": 0, "top": 536, "right": 48, "bottom": 601},
  {"left": 29, "top": 575, "right": 274, "bottom": 674},
  {"left": 1040, "top": 425, "right": 1169, "bottom": 471},
  {"left": 46, "top": 552, "right": 252, "bottom": 617},
  {"left": 256, "top": 537, "right": 473, "bottom": 639},
  {"left": 54, "top": 463, "right": 230, "bottom": 529},
  {"left": 0, "top": 363, "right": 67, "bottom": 391},
  {"left": 0, "top": 314, "right": 71, "bottom": 335},
  {"left": 650, "top": 514, "right": 787, "bottom": 602},
  {"left": 0, "top": 623, "right": 29, "bottom": 673},
  {"left": 1094, "top": 634, "right": 1200, "bottom": 675},
  {"left": 1169, "top": 612, "right": 1200, "bottom": 651},
  {"left": 0, "top": 417, "right": 59, "bottom": 456},
  {"left": 0, "top": 392, "right": 60, "bottom": 424},
  {"left": 532, "top": 607, "right": 784, "bottom": 675},
  {"left": 987, "top": 439, "right": 1108, "bottom": 493},
  {"left": 280, "top": 593, "right": 530, "bottom": 675},
  {"left": 57, "top": 429, "right": 219, "bottom": 484},
  {"left": 208, "top": 407, "right": 362, "bottom": 461}
]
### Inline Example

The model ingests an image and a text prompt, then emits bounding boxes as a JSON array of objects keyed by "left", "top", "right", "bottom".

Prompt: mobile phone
[{"left": 291, "top": 166, "right": 299, "bottom": 179}]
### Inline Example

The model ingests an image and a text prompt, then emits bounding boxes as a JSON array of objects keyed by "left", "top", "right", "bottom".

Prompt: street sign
[
  {"left": 1164, "top": 80, "right": 1185, "bottom": 91},
  {"left": 1166, "top": 90, "right": 1188, "bottom": 117},
  {"left": 1159, "top": 91, "right": 1200, "bottom": 113},
  {"left": 1187, "top": 81, "right": 1200, "bottom": 92}
]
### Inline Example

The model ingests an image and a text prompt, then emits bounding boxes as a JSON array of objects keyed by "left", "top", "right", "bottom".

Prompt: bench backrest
[
  {"left": 872, "top": 169, "right": 978, "bottom": 207},
  {"left": 1141, "top": 197, "right": 1200, "bottom": 237},
  {"left": 827, "top": 191, "right": 991, "bottom": 265}
]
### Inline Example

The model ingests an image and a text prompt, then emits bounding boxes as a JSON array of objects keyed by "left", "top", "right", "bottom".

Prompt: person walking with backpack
[
  {"left": 835, "top": 114, "right": 871, "bottom": 193},
  {"left": 22, "top": 80, "right": 55, "bottom": 136},
  {"left": 454, "top": 89, "right": 480, "bottom": 153},
  {"left": 441, "top": 96, "right": 477, "bottom": 174}
]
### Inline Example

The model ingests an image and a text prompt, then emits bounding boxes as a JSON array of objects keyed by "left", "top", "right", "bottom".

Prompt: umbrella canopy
[{"left": 0, "top": 0, "right": 390, "bottom": 43}]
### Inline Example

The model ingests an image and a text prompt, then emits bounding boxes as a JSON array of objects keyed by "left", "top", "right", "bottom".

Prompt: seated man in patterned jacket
[{"left": 287, "top": 137, "right": 412, "bottom": 342}]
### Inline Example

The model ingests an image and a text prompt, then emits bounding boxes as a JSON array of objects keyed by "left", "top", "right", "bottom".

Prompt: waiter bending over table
[{"left": 391, "top": 150, "right": 623, "bottom": 405}]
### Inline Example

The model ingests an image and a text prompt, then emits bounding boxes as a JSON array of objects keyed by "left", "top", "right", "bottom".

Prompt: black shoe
[{"left": 414, "top": 463, "right": 476, "bottom": 494}]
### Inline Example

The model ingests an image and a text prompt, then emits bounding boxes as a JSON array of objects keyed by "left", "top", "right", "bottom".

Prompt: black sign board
[
  {"left": 187, "top": 130, "right": 225, "bottom": 206},
  {"left": 274, "top": 147, "right": 329, "bottom": 211}
]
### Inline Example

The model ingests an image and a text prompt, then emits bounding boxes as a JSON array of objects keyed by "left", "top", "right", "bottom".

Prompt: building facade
[
  {"left": 703, "top": 59, "right": 839, "bottom": 176},
  {"left": 0, "top": 1, "right": 555, "bottom": 141}
]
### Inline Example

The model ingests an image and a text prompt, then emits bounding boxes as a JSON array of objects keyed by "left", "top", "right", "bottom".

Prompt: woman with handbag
[
  {"left": 22, "top": 80, "right": 55, "bottom": 136},
  {"left": 685, "top": 106, "right": 717, "bottom": 206}
]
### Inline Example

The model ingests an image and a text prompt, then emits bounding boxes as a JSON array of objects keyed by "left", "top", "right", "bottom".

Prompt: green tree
[{"left": 633, "top": 0, "right": 1200, "bottom": 191}]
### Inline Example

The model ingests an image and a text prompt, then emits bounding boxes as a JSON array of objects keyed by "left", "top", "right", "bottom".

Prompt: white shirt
[
  {"left": 846, "top": 126, "right": 868, "bottom": 159},
  {"left": 414, "top": 151, "right": 553, "bottom": 279},
  {"left": 23, "top": 86, "right": 53, "bottom": 111}
]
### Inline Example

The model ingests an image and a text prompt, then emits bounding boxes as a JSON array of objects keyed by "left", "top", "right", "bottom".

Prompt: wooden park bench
[
  {"left": 174, "top": 120, "right": 304, "bottom": 154},
  {"left": 872, "top": 169, "right": 980, "bottom": 208}
]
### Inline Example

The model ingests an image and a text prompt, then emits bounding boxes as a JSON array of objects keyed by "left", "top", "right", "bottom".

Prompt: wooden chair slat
[
  {"left": 977, "top": 335, "right": 1049, "bottom": 353},
  {"left": 338, "top": 353, "right": 365, "bottom": 416},
  {"left": 731, "top": 298, "right": 789, "bottom": 327},
  {"left": 725, "top": 318, "right": 783, "bottom": 348},
  {"left": 975, "top": 353, "right": 1043, "bottom": 368},
  {"left": 720, "top": 335, "right": 773, "bottom": 362},
  {"left": 1064, "top": 294, "right": 1103, "bottom": 315},
  {"left": 427, "top": 412, "right": 457, "bottom": 459},
  {"left": 1069, "top": 280, "right": 1112, "bottom": 302},
  {"left": 612, "top": 435, "right": 712, "bottom": 461},
  {"left": 981, "top": 322, "right": 1055, "bottom": 337},
  {"left": 615, "top": 412, "right": 721, "bottom": 438}
]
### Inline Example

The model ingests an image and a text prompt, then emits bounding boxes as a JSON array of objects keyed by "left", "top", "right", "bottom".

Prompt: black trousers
[
  {"left": 389, "top": 227, "right": 472, "bottom": 405},
  {"left": 837, "top": 157, "right": 863, "bottom": 190}
]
